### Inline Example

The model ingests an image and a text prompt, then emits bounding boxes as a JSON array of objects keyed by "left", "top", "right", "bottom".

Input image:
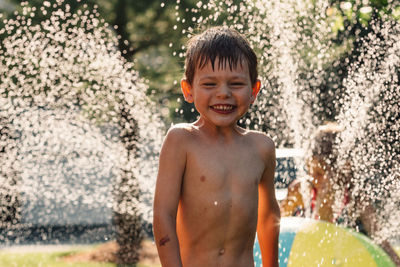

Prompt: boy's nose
[{"left": 216, "top": 84, "right": 232, "bottom": 98}]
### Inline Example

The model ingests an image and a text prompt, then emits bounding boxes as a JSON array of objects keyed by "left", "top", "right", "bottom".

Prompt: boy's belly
[
  {"left": 177, "top": 223, "right": 255, "bottom": 267},
  {"left": 176, "top": 189, "right": 258, "bottom": 267}
]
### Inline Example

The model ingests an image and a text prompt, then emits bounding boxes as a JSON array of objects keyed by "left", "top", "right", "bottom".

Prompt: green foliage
[
  {"left": 0, "top": 251, "right": 114, "bottom": 267},
  {"left": 0, "top": 250, "right": 159, "bottom": 267},
  {"left": 328, "top": 0, "right": 399, "bottom": 33},
  {"left": 1, "top": 0, "right": 398, "bottom": 124},
  {"left": 90, "top": 0, "right": 204, "bottom": 124}
]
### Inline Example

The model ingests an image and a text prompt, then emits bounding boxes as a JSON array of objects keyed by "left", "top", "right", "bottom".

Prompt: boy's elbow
[
  {"left": 267, "top": 201, "right": 281, "bottom": 220},
  {"left": 152, "top": 209, "right": 161, "bottom": 227},
  {"left": 259, "top": 203, "right": 280, "bottom": 229},
  {"left": 258, "top": 211, "right": 280, "bottom": 229},
  {"left": 153, "top": 207, "right": 176, "bottom": 229},
  {"left": 269, "top": 208, "right": 281, "bottom": 226}
]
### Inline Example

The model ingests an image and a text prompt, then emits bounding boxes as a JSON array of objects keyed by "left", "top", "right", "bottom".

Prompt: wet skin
[
  {"left": 176, "top": 125, "right": 267, "bottom": 267},
  {"left": 153, "top": 60, "right": 279, "bottom": 267},
  {"left": 181, "top": 58, "right": 260, "bottom": 129}
]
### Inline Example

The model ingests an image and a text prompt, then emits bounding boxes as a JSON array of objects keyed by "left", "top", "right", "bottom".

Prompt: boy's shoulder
[
  {"left": 244, "top": 129, "right": 275, "bottom": 153},
  {"left": 164, "top": 123, "right": 198, "bottom": 141},
  {"left": 168, "top": 122, "right": 197, "bottom": 133}
]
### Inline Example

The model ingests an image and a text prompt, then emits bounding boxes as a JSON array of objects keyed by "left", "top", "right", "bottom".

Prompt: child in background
[
  {"left": 153, "top": 26, "right": 280, "bottom": 267},
  {"left": 280, "top": 122, "right": 400, "bottom": 265},
  {"left": 280, "top": 122, "right": 342, "bottom": 222}
]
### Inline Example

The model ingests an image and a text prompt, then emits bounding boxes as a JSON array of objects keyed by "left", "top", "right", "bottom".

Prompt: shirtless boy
[{"left": 153, "top": 26, "right": 280, "bottom": 267}]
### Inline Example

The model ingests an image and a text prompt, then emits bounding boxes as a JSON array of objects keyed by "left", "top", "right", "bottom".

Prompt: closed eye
[
  {"left": 203, "top": 83, "right": 216, "bottom": 87},
  {"left": 231, "top": 82, "right": 245, "bottom": 86}
]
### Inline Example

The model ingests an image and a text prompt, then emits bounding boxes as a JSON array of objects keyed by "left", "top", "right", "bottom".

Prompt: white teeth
[{"left": 213, "top": 105, "right": 233, "bottom": 111}]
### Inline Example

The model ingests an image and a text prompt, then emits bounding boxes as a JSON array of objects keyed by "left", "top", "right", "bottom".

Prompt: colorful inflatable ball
[{"left": 254, "top": 217, "right": 395, "bottom": 267}]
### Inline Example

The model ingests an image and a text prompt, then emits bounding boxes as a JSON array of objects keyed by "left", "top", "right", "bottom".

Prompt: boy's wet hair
[{"left": 184, "top": 26, "right": 258, "bottom": 85}]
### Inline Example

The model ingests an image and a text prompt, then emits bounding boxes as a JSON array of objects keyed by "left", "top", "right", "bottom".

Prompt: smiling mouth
[{"left": 210, "top": 104, "right": 236, "bottom": 113}]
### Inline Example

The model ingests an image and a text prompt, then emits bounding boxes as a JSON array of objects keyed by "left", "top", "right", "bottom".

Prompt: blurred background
[
  {"left": 0, "top": 0, "right": 399, "bottom": 266},
  {"left": 1, "top": 0, "right": 398, "bottom": 126}
]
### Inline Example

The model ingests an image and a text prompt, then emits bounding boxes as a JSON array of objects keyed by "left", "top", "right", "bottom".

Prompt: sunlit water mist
[
  {"left": 173, "top": 0, "right": 400, "bottom": 243},
  {"left": 336, "top": 20, "right": 400, "bottom": 243},
  {"left": 0, "top": 1, "right": 163, "bottom": 243}
]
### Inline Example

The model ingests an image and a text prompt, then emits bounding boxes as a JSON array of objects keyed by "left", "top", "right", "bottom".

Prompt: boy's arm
[
  {"left": 153, "top": 127, "right": 186, "bottom": 267},
  {"left": 257, "top": 139, "right": 280, "bottom": 267}
]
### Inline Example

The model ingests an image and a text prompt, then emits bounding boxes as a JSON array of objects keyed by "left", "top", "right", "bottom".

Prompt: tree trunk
[
  {"left": 113, "top": 103, "right": 143, "bottom": 265},
  {"left": 0, "top": 115, "right": 21, "bottom": 231}
]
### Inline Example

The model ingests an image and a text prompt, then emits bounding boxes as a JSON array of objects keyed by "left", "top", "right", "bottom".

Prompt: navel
[{"left": 218, "top": 248, "right": 225, "bottom": 255}]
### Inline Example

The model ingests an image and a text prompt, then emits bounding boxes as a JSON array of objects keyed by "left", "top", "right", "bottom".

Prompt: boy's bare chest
[
  {"left": 179, "top": 141, "right": 265, "bottom": 228},
  {"left": 184, "top": 142, "right": 265, "bottom": 189}
]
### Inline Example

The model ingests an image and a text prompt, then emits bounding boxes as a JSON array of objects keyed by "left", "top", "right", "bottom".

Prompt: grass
[
  {"left": 0, "top": 249, "right": 159, "bottom": 267},
  {"left": 0, "top": 246, "right": 398, "bottom": 267},
  {"left": 0, "top": 246, "right": 400, "bottom": 267}
]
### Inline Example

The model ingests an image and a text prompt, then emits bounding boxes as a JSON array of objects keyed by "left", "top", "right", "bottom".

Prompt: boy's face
[{"left": 181, "top": 57, "right": 261, "bottom": 128}]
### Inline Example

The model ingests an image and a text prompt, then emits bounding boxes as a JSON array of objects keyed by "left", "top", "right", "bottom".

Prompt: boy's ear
[
  {"left": 250, "top": 80, "right": 261, "bottom": 104},
  {"left": 181, "top": 79, "right": 194, "bottom": 103}
]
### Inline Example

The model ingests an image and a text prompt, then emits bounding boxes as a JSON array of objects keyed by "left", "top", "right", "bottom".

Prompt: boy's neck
[{"left": 193, "top": 118, "right": 245, "bottom": 141}]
